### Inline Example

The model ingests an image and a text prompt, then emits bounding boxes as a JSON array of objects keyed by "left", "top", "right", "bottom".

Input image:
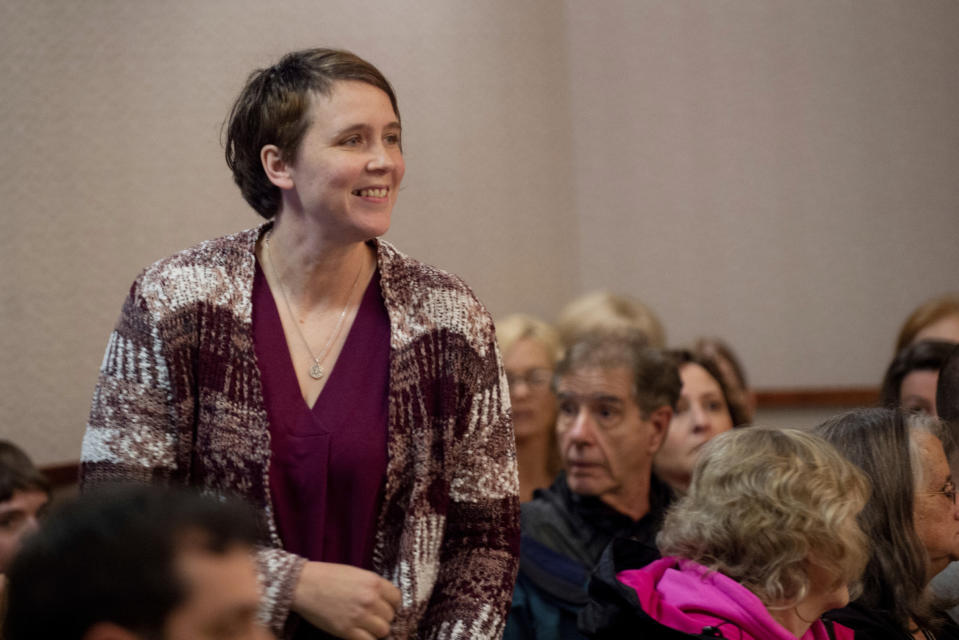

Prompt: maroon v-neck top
[{"left": 252, "top": 261, "right": 389, "bottom": 574}]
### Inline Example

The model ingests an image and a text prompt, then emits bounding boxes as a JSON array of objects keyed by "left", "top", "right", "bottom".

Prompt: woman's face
[
  {"left": 912, "top": 429, "right": 959, "bottom": 580},
  {"left": 653, "top": 363, "right": 734, "bottom": 491},
  {"left": 900, "top": 369, "right": 939, "bottom": 416},
  {"left": 504, "top": 337, "right": 557, "bottom": 441},
  {"left": 282, "top": 80, "right": 405, "bottom": 243}
]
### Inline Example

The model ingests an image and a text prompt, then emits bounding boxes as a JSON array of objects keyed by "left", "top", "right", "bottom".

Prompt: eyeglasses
[
  {"left": 506, "top": 368, "right": 552, "bottom": 391},
  {"left": 922, "top": 481, "right": 957, "bottom": 505}
]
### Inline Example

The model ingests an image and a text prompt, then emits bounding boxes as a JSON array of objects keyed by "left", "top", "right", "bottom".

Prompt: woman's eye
[
  {"left": 385, "top": 133, "right": 401, "bottom": 146},
  {"left": 341, "top": 135, "right": 362, "bottom": 146}
]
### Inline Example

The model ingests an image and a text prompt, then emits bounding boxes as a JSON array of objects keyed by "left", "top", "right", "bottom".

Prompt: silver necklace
[{"left": 263, "top": 230, "right": 363, "bottom": 380}]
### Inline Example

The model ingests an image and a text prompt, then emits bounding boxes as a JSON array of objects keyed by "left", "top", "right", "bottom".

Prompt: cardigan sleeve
[
  {"left": 80, "top": 275, "right": 305, "bottom": 634},
  {"left": 81, "top": 279, "right": 184, "bottom": 487},
  {"left": 418, "top": 319, "right": 521, "bottom": 639}
]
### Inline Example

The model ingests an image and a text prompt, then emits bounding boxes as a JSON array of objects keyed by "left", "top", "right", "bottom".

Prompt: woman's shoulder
[
  {"left": 823, "top": 603, "right": 907, "bottom": 639},
  {"left": 129, "top": 226, "right": 261, "bottom": 310},
  {"left": 375, "top": 239, "right": 494, "bottom": 339}
]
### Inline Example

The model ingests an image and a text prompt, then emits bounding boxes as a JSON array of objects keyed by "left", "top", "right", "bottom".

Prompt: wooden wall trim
[
  {"left": 755, "top": 386, "right": 879, "bottom": 408},
  {"left": 39, "top": 462, "right": 79, "bottom": 488}
]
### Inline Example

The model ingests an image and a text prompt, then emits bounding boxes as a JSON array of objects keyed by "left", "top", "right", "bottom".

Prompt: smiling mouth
[{"left": 353, "top": 187, "right": 388, "bottom": 197}]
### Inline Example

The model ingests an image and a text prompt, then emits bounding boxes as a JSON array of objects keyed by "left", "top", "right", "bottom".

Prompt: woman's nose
[
  {"left": 690, "top": 403, "right": 711, "bottom": 434},
  {"left": 366, "top": 143, "right": 396, "bottom": 172},
  {"left": 510, "top": 381, "right": 531, "bottom": 399}
]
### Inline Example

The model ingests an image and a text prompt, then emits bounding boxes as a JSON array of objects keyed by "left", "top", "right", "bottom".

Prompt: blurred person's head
[
  {"left": 0, "top": 441, "right": 50, "bottom": 573},
  {"left": 691, "top": 336, "right": 755, "bottom": 423},
  {"left": 895, "top": 294, "right": 959, "bottom": 353},
  {"left": 556, "top": 291, "right": 666, "bottom": 349},
  {"left": 879, "top": 339, "right": 955, "bottom": 416},
  {"left": 496, "top": 314, "right": 562, "bottom": 446},
  {"left": 653, "top": 350, "right": 749, "bottom": 492},
  {"left": 553, "top": 329, "right": 680, "bottom": 518},
  {"left": 816, "top": 408, "right": 959, "bottom": 634},
  {"left": 3, "top": 484, "right": 272, "bottom": 640},
  {"left": 659, "top": 427, "right": 869, "bottom": 616}
]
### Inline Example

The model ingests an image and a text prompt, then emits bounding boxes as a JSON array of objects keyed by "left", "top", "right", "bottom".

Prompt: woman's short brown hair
[
  {"left": 658, "top": 427, "right": 870, "bottom": 608},
  {"left": 224, "top": 48, "right": 399, "bottom": 219}
]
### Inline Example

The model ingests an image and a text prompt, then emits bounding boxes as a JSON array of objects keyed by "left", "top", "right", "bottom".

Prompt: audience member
[
  {"left": 880, "top": 340, "right": 956, "bottom": 416},
  {"left": 3, "top": 484, "right": 272, "bottom": 640},
  {"left": 932, "top": 344, "right": 959, "bottom": 623},
  {"left": 497, "top": 313, "right": 564, "bottom": 502},
  {"left": 503, "top": 330, "right": 681, "bottom": 640},
  {"left": 938, "top": 344, "right": 959, "bottom": 429},
  {"left": 652, "top": 349, "right": 749, "bottom": 494},
  {"left": 816, "top": 408, "right": 959, "bottom": 639},
  {"left": 0, "top": 441, "right": 50, "bottom": 575},
  {"left": 896, "top": 294, "right": 959, "bottom": 353},
  {"left": 691, "top": 336, "right": 756, "bottom": 423},
  {"left": 582, "top": 427, "right": 868, "bottom": 639},
  {"left": 555, "top": 291, "right": 666, "bottom": 349}
]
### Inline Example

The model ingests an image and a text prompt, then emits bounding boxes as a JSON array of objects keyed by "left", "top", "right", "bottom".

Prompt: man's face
[
  {"left": 0, "top": 488, "right": 49, "bottom": 573},
  {"left": 164, "top": 544, "right": 274, "bottom": 640},
  {"left": 556, "top": 365, "right": 668, "bottom": 513}
]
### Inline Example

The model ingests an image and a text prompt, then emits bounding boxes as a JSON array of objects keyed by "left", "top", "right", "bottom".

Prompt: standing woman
[{"left": 81, "top": 49, "right": 519, "bottom": 640}]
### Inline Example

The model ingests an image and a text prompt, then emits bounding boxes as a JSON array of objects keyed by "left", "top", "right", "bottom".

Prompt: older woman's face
[
  {"left": 912, "top": 429, "right": 959, "bottom": 580},
  {"left": 653, "top": 363, "right": 734, "bottom": 491},
  {"left": 283, "top": 81, "right": 404, "bottom": 243},
  {"left": 504, "top": 337, "right": 557, "bottom": 441}
]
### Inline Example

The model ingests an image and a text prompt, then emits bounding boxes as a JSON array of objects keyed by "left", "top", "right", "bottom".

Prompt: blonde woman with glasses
[{"left": 497, "top": 314, "right": 563, "bottom": 502}]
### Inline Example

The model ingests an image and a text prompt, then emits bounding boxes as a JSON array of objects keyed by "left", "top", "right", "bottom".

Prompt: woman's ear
[
  {"left": 82, "top": 621, "right": 143, "bottom": 640},
  {"left": 261, "top": 144, "right": 294, "bottom": 190}
]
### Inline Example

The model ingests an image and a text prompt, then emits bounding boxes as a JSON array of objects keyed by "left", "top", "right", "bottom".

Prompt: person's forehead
[{"left": 557, "top": 365, "right": 634, "bottom": 399}]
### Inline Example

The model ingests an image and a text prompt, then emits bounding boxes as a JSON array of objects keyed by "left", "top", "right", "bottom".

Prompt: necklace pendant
[{"left": 309, "top": 363, "right": 324, "bottom": 380}]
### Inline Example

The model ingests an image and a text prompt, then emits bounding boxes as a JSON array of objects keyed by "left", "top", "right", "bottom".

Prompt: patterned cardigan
[{"left": 81, "top": 224, "right": 520, "bottom": 639}]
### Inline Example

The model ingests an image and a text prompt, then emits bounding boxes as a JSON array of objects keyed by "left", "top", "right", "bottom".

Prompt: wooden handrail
[{"left": 755, "top": 386, "right": 879, "bottom": 409}]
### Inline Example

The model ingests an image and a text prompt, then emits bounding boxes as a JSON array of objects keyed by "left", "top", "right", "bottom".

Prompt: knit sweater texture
[{"left": 81, "top": 223, "right": 520, "bottom": 639}]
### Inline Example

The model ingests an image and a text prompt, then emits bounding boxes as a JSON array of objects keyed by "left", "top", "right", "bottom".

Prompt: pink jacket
[{"left": 617, "top": 557, "right": 854, "bottom": 640}]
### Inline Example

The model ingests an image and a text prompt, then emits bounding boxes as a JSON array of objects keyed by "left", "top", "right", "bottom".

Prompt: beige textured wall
[
  {"left": 564, "top": 0, "right": 959, "bottom": 387},
  {"left": 1, "top": 1, "right": 958, "bottom": 464}
]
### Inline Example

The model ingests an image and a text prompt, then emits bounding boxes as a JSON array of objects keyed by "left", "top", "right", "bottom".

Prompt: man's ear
[
  {"left": 646, "top": 405, "right": 673, "bottom": 454},
  {"left": 260, "top": 144, "right": 294, "bottom": 190}
]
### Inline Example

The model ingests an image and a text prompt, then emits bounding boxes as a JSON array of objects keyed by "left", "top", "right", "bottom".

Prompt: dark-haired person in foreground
[
  {"left": 0, "top": 441, "right": 50, "bottom": 576},
  {"left": 81, "top": 47, "right": 518, "bottom": 639},
  {"left": 504, "top": 330, "right": 680, "bottom": 640},
  {"left": 3, "top": 484, "right": 272, "bottom": 640}
]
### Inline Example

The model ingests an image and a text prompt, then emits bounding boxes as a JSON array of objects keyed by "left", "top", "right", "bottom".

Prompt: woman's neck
[
  {"left": 768, "top": 607, "right": 813, "bottom": 638},
  {"left": 266, "top": 216, "right": 373, "bottom": 309},
  {"left": 515, "top": 431, "right": 553, "bottom": 502}
]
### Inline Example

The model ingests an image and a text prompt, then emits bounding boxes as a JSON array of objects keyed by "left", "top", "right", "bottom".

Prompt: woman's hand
[{"left": 291, "top": 561, "right": 401, "bottom": 639}]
